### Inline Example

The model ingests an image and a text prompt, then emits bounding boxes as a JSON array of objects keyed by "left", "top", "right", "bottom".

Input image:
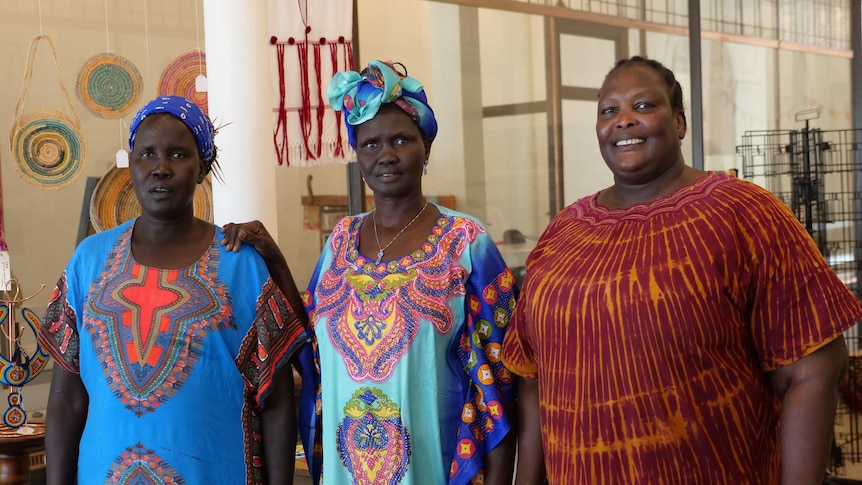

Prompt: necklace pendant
[{"left": 375, "top": 249, "right": 384, "bottom": 265}]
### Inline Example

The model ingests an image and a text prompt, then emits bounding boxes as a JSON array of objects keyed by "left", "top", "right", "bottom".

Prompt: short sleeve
[
  {"left": 501, "top": 297, "right": 538, "bottom": 380},
  {"left": 302, "top": 226, "right": 340, "bottom": 323},
  {"left": 37, "top": 272, "right": 80, "bottom": 374},
  {"left": 236, "top": 277, "right": 309, "bottom": 408},
  {"left": 450, "top": 228, "right": 517, "bottom": 484},
  {"left": 742, "top": 188, "right": 862, "bottom": 370}
]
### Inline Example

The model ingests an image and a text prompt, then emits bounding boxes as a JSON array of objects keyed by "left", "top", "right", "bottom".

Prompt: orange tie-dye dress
[{"left": 502, "top": 173, "right": 862, "bottom": 484}]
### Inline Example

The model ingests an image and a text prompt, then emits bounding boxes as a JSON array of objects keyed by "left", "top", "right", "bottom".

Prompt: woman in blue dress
[{"left": 39, "top": 95, "right": 308, "bottom": 484}]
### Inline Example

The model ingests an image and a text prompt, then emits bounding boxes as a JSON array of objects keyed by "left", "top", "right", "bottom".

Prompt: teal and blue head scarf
[
  {"left": 129, "top": 95, "right": 216, "bottom": 174},
  {"left": 328, "top": 60, "right": 438, "bottom": 148}
]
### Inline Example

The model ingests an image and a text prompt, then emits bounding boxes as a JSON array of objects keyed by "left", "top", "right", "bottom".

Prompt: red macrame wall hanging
[{"left": 269, "top": 0, "right": 354, "bottom": 167}]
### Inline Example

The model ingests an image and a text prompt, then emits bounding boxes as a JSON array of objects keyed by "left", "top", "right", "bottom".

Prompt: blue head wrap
[
  {"left": 129, "top": 96, "right": 216, "bottom": 170},
  {"left": 327, "top": 60, "right": 438, "bottom": 148}
]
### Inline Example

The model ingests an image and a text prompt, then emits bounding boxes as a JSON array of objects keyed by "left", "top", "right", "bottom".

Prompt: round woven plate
[
  {"left": 89, "top": 166, "right": 213, "bottom": 233},
  {"left": 76, "top": 53, "right": 143, "bottom": 119},
  {"left": 9, "top": 110, "right": 87, "bottom": 190},
  {"left": 158, "top": 50, "right": 208, "bottom": 114}
]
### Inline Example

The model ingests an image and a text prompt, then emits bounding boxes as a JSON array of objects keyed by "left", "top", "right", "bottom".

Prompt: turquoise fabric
[
  {"left": 299, "top": 205, "right": 516, "bottom": 485},
  {"left": 328, "top": 60, "right": 438, "bottom": 147}
]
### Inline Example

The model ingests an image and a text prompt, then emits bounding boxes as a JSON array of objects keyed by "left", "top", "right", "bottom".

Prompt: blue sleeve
[{"left": 449, "top": 228, "right": 518, "bottom": 484}]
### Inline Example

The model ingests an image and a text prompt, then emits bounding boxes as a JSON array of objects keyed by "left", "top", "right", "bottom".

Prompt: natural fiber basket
[
  {"left": 89, "top": 166, "right": 213, "bottom": 233},
  {"left": 158, "top": 50, "right": 207, "bottom": 114},
  {"left": 10, "top": 110, "right": 87, "bottom": 189},
  {"left": 10, "top": 35, "right": 87, "bottom": 190},
  {"left": 76, "top": 52, "right": 143, "bottom": 119}
]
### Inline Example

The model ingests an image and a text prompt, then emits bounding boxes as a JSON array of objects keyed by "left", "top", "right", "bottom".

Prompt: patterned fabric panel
[
  {"left": 37, "top": 273, "right": 80, "bottom": 372},
  {"left": 83, "top": 230, "right": 232, "bottom": 416},
  {"left": 314, "top": 215, "right": 471, "bottom": 382},
  {"left": 451, "top": 264, "right": 516, "bottom": 483},
  {"left": 336, "top": 387, "right": 411, "bottom": 485},
  {"left": 236, "top": 277, "right": 308, "bottom": 483},
  {"left": 106, "top": 442, "right": 185, "bottom": 485}
]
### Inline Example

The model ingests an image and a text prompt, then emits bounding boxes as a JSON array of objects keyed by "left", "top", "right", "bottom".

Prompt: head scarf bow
[
  {"left": 328, "top": 60, "right": 438, "bottom": 148},
  {"left": 129, "top": 96, "right": 216, "bottom": 173}
]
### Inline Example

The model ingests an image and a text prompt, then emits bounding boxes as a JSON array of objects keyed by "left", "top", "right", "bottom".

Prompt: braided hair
[{"left": 606, "top": 56, "right": 685, "bottom": 117}]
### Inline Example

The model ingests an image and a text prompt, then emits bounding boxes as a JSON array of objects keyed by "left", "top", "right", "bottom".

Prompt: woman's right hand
[
  {"left": 221, "top": 221, "right": 281, "bottom": 263},
  {"left": 222, "top": 221, "right": 309, "bottom": 324}
]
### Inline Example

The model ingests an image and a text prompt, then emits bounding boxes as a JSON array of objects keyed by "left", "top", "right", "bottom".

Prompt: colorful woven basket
[
  {"left": 10, "top": 110, "right": 87, "bottom": 189},
  {"left": 158, "top": 50, "right": 208, "bottom": 114},
  {"left": 76, "top": 53, "right": 143, "bottom": 119},
  {"left": 89, "top": 166, "right": 214, "bottom": 233},
  {"left": 11, "top": 35, "right": 87, "bottom": 190}
]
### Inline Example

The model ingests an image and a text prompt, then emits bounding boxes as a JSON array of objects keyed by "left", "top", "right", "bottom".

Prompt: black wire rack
[{"left": 738, "top": 120, "right": 862, "bottom": 474}]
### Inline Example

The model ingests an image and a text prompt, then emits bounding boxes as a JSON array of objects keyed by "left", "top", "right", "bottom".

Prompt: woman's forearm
[
  {"left": 514, "top": 377, "right": 546, "bottom": 485},
  {"left": 45, "top": 367, "right": 88, "bottom": 485},
  {"left": 262, "top": 365, "right": 297, "bottom": 484},
  {"left": 483, "top": 423, "right": 517, "bottom": 485}
]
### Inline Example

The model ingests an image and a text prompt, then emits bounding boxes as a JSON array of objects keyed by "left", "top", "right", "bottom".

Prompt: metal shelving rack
[{"left": 737, "top": 115, "right": 862, "bottom": 474}]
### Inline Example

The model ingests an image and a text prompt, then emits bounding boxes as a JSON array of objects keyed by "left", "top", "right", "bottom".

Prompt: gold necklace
[{"left": 372, "top": 201, "right": 428, "bottom": 264}]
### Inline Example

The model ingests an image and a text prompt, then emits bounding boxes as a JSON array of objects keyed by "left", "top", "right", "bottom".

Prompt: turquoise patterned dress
[
  {"left": 38, "top": 220, "right": 308, "bottom": 484},
  {"left": 299, "top": 205, "right": 516, "bottom": 485}
]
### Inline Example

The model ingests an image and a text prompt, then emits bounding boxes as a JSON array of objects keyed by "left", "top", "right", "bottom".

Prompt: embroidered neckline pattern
[
  {"left": 350, "top": 213, "right": 452, "bottom": 274},
  {"left": 577, "top": 173, "right": 729, "bottom": 224},
  {"left": 372, "top": 201, "right": 429, "bottom": 265}
]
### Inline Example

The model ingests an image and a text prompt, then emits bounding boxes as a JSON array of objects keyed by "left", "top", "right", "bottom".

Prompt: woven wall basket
[
  {"left": 10, "top": 35, "right": 87, "bottom": 190},
  {"left": 158, "top": 50, "right": 208, "bottom": 114},
  {"left": 76, "top": 53, "right": 143, "bottom": 119},
  {"left": 89, "top": 166, "right": 213, "bottom": 233},
  {"left": 10, "top": 110, "right": 87, "bottom": 190}
]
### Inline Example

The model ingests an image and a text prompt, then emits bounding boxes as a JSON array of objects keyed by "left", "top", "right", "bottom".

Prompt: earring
[{"left": 424, "top": 159, "right": 429, "bottom": 175}]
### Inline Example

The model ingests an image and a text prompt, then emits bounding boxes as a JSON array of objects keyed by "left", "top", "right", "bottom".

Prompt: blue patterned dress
[
  {"left": 38, "top": 220, "right": 308, "bottom": 485},
  {"left": 299, "top": 205, "right": 516, "bottom": 485}
]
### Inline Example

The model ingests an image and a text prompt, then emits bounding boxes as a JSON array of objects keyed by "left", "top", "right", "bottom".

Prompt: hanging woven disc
[
  {"left": 76, "top": 53, "right": 143, "bottom": 119},
  {"left": 9, "top": 110, "right": 87, "bottom": 190},
  {"left": 158, "top": 50, "right": 208, "bottom": 114},
  {"left": 89, "top": 166, "right": 214, "bottom": 233}
]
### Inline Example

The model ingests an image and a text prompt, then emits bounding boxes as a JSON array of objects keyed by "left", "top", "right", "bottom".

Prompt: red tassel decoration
[
  {"left": 297, "top": 36, "right": 315, "bottom": 160},
  {"left": 330, "top": 41, "right": 344, "bottom": 157},
  {"left": 274, "top": 42, "right": 290, "bottom": 165},
  {"left": 313, "top": 39, "right": 324, "bottom": 158}
]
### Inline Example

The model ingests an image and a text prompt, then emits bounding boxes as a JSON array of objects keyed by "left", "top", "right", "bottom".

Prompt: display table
[{"left": 0, "top": 424, "right": 44, "bottom": 485}]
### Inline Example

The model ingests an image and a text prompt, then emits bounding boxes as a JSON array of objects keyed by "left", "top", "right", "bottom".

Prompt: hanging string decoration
[
  {"left": 269, "top": 0, "right": 354, "bottom": 166},
  {"left": 10, "top": 35, "right": 87, "bottom": 190},
  {"left": 158, "top": 50, "right": 208, "bottom": 114},
  {"left": 89, "top": 165, "right": 213, "bottom": 233},
  {"left": 76, "top": 53, "right": 143, "bottom": 118}
]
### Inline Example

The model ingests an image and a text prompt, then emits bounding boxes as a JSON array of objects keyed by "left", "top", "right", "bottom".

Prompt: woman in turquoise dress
[
  {"left": 39, "top": 95, "right": 308, "bottom": 484},
  {"left": 223, "top": 61, "right": 517, "bottom": 485}
]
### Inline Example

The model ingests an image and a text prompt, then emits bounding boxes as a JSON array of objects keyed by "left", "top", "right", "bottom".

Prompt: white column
[{"left": 203, "top": 0, "right": 279, "bottom": 241}]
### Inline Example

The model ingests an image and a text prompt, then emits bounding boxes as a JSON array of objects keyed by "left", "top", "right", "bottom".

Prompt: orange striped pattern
[{"left": 502, "top": 173, "right": 862, "bottom": 484}]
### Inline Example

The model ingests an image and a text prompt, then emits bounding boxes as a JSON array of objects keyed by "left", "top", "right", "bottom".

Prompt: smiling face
[
  {"left": 129, "top": 114, "right": 204, "bottom": 222},
  {"left": 596, "top": 64, "right": 687, "bottom": 185},
  {"left": 354, "top": 104, "right": 431, "bottom": 201}
]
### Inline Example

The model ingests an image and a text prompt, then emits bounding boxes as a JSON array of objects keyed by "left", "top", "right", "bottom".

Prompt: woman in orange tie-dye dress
[{"left": 502, "top": 56, "right": 862, "bottom": 484}]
